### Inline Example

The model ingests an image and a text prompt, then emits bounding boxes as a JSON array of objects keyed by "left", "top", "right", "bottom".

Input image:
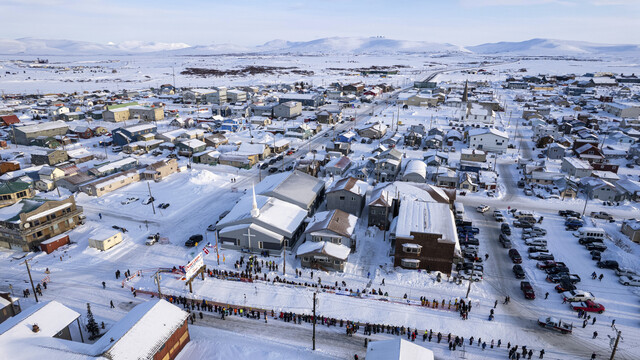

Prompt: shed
[
  {"left": 39, "top": 233, "right": 69, "bottom": 254},
  {"left": 89, "top": 231, "right": 123, "bottom": 251}
]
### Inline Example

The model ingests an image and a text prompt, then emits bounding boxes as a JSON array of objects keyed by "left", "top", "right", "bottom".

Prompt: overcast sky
[{"left": 0, "top": 0, "right": 638, "bottom": 46}]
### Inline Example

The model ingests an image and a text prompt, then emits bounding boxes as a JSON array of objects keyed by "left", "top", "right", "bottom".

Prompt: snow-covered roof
[
  {"left": 468, "top": 127, "right": 508, "bottom": 139},
  {"left": 14, "top": 120, "right": 68, "bottom": 134},
  {"left": 305, "top": 209, "right": 358, "bottom": 238},
  {"left": 123, "top": 123, "right": 156, "bottom": 133},
  {"left": 93, "top": 157, "right": 137, "bottom": 174},
  {"left": 218, "top": 194, "right": 307, "bottom": 237},
  {"left": 395, "top": 200, "right": 458, "bottom": 245},
  {"left": 96, "top": 300, "right": 188, "bottom": 359},
  {"left": 563, "top": 157, "right": 592, "bottom": 170},
  {"left": 366, "top": 338, "right": 434, "bottom": 360},
  {"left": 0, "top": 300, "right": 80, "bottom": 339},
  {"left": 404, "top": 159, "right": 427, "bottom": 178},
  {"left": 256, "top": 170, "right": 325, "bottom": 211},
  {"left": 296, "top": 241, "right": 350, "bottom": 260},
  {"left": 327, "top": 177, "right": 368, "bottom": 196},
  {"left": 180, "top": 139, "right": 206, "bottom": 148}
]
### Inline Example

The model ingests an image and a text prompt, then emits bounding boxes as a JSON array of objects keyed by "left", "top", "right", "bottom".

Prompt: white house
[{"left": 468, "top": 128, "right": 508, "bottom": 153}]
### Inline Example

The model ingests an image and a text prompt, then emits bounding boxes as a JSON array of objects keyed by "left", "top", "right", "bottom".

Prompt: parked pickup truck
[
  {"left": 591, "top": 211, "right": 613, "bottom": 220},
  {"left": 538, "top": 317, "right": 573, "bottom": 334}
]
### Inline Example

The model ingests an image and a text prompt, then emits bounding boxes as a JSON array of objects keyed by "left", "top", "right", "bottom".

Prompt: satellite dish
[{"left": 23, "top": 223, "right": 30, "bottom": 229}]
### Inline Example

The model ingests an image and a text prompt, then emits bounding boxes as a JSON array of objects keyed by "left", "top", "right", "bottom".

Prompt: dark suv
[
  {"left": 513, "top": 265, "right": 525, "bottom": 279},
  {"left": 597, "top": 260, "right": 619, "bottom": 270},
  {"left": 509, "top": 249, "right": 522, "bottom": 264},
  {"left": 185, "top": 234, "right": 203, "bottom": 247},
  {"left": 501, "top": 223, "right": 511, "bottom": 235}
]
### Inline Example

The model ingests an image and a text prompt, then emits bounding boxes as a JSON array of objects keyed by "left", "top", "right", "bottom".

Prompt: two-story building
[{"left": 0, "top": 196, "right": 83, "bottom": 251}]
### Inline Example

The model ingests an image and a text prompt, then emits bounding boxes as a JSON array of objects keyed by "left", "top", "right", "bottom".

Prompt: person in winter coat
[
  {"left": 539, "top": 349, "right": 545, "bottom": 358},
  {"left": 528, "top": 349, "right": 533, "bottom": 359}
]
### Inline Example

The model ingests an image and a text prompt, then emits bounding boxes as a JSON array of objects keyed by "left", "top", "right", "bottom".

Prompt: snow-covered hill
[
  {"left": 2, "top": 36, "right": 639, "bottom": 57},
  {"left": 0, "top": 37, "right": 190, "bottom": 55},
  {"left": 468, "top": 38, "right": 640, "bottom": 56},
  {"left": 255, "top": 37, "right": 469, "bottom": 54}
]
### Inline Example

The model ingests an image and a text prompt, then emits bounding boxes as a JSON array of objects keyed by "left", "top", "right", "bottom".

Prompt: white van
[
  {"left": 574, "top": 227, "right": 605, "bottom": 240},
  {"left": 454, "top": 203, "right": 465, "bottom": 219}
]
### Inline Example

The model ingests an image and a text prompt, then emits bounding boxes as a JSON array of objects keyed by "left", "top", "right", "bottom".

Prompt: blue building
[
  {"left": 112, "top": 124, "right": 157, "bottom": 146},
  {"left": 337, "top": 131, "right": 356, "bottom": 143},
  {"left": 220, "top": 119, "right": 242, "bottom": 132}
]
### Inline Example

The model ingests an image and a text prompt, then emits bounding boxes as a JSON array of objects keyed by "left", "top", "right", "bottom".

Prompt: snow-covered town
[{"left": 2, "top": 2, "right": 640, "bottom": 360}]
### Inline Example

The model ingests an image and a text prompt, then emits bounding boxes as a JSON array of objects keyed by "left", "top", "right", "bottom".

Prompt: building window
[
  {"left": 402, "top": 243, "right": 422, "bottom": 254},
  {"left": 339, "top": 196, "right": 345, "bottom": 201},
  {"left": 401, "top": 258, "right": 420, "bottom": 268}
]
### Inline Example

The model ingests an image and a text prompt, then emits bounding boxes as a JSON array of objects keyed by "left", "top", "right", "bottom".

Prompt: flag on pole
[{"left": 203, "top": 247, "right": 209, "bottom": 255}]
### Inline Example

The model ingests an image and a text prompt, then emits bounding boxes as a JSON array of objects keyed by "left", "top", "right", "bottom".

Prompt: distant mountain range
[{"left": 0, "top": 36, "right": 638, "bottom": 56}]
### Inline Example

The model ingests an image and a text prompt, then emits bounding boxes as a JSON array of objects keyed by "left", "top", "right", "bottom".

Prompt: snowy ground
[{"left": 2, "top": 54, "right": 640, "bottom": 359}]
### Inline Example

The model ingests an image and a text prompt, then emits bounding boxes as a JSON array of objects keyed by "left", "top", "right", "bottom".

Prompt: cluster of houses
[{"left": 214, "top": 168, "right": 462, "bottom": 274}]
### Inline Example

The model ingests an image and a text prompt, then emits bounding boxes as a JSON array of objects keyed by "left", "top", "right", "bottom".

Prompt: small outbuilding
[
  {"left": 39, "top": 233, "right": 70, "bottom": 254},
  {"left": 89, "top": 231, "right": 123, "bottom": 251}
]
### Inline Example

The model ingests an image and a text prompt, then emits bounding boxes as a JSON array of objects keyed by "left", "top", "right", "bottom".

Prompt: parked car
[
  {"left": 513, "top": 265, "right": 526, "bottom": 279},
  {"left": 269, "top": 167, "right": 279, "bottom": 173},
  {"left": 207, "top": 224, "right": 217, "bottom": 232},
  {"left": 590, "top": 251, "right": 602, "bottom": 261},
  {"left": 555, "top": 280, "right": 577, "bottom": 293},
  {"left": 145, "top": 233, "right": 160, "bottom": 246},
  {"left": 121, "top": 197, "right": 139, "bottom": 205},
  {"left": 513, "top": 220, "right": 534, "bottom": 228},
  {"left": 579, "top": 237, "right": 604, "bottom": 245},
  {"left": 525, "top": 239, "right": 547, "bottom": 247},
  {"left": 586, "top": 243, "right": 607, "bottom": 252},
  {"left": 501, "top": 223, "right": 511, "bottom": 235},
  {"left": 537, "top": 260, "right": 565, "bottom": 270},
  {"left": 185, "top": 234, "right": 203, "bottom": 247},
  {"left": 528, "top": 246, "right": 549, "bottom": 254},
  {"left": 562, "top": 290, "right": 595, "bottom": 302},
  {"left": 494, "top": 212, "right": 505, "bottom": 222},
  {"left": 524, "top": 188, "right": 533, "bottom": 196},
  {"left": 615, "top": 268, "right": 639, "bottom": 277},
  {"left": 509, "top": 249, "right": 522, "bottom": 264},
  {"left": 458, "top": 272, "right": 483, "bottom": 282},
  {"left": 259, "top": 162, "right": 269, "bottom": 170},
  {"left": 548, "top": 274, "right": 581, "bottom": 284},
  {"left": 546, "top": 265, "right": 570, "bottom": 275},
  {"left": 538, "top": 317, "right": 573, "bottom": 334},
  {"left": 523, "top": 227, "right": 547, "bottom": 236},
  {"left": 520, "top": 281, "right": 535, "bottom": 299},
  {"left": 476, "top": 204, "right": 490, "bottom": 213},
  {"left": 571, "top": 300, "right": 605, "bottom": 314},
  {"left": 618, "top": 275, "right": 640, "bottom": 286},
  {"left": 597, "top": 260, "right": 619, "bottom": 270},
  {"left": 501, "top": 238, "right": 512, "bottom": 249},
  {"left": 559, "top": 210, "right": 581, "bottom": 218},
  {"left": 591, "top": 211, "right": 613, "bottom": 220},
  {"left": 529, "top": 253, "right": 554, "bottom": 261}
]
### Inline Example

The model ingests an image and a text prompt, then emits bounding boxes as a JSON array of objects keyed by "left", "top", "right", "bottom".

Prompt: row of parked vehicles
[{"left": 455, "top": 214, "right": 484, "bottom": 282}]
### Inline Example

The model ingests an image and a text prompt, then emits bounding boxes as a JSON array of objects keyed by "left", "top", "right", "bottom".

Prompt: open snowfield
[{"left": 2, "top": 53, "right": 640, "bottom": 359}]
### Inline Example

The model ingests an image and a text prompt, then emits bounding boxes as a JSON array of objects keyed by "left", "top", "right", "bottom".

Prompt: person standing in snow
[
  {"left": 102, "top": 281, "right": 106, "bottom": 289},
  {"left": 110, "top": 300, "right": 114, "bottom": 308}
]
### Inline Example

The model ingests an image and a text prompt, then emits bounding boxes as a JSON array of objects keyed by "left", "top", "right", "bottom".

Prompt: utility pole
[
  {"left": 610, "top": 330, "right": 622, "bottom": 360},
  {"left": 215, "top": 230, "right": 220, "bottom": 265},
  {"left": 283, "top": 240, "right": 287, "bottom": 275},
  {"left": 312, "top": 291, "right": 317, "bottom": 350},
  {"left": 154, "top": 271, "right": 162, "bottom": 300},
  {"left": 21, "top": 258, "right": 38, "bottom": 303},
  {"left": 582, "top": 192, "right": 589, "bottom": 217},
  {"left": 147, "top": 182, "right": 156, "bottom": 215},
  {"left": 465, "top": 260, "right": 475, "bottom": 298}
]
